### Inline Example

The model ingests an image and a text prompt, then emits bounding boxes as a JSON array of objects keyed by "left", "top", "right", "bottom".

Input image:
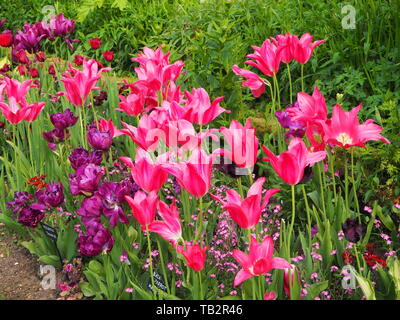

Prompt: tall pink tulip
[
  {"left": 218, "top": 119, "right": 259, "bottom": 168},
  {"left": 292, "top": 33, "right": 326, "bottom": 64},
  {"left": 177, "top": 242, "right": 208, "bottom": 271},
  {"left": 318, "top": 104, "right": 390, "bottom": 148},
  {"left": 262, "top": 138, "right": 326, "bottom": 185},
  {"left": 125, "top": 191, "right": 158, "bottom": 230},
  {"left": 0, "top": 77, "right": 45, "bottom": 124},
  {"left": 211, "top": 177, "right": 280, "bottom": 229},
  {"left": 286, "top": 86, "right": 327, "bottom": 125},
  {"left": 0, "top": 100, "right": 45, "bottom": 124},
  {"left": 148, "top": 200, "right": 182, "bottom": 246},
  {"left": 162, "top": 148, "right": 213, "bottom": 197},
  {"left": 1, "top": 78, "right": 36, "bottom": 103},
  {"left": 58, "top": 59, "right": 110, "bottom": 107},
  {"left": 120, "top": 148, "right": 168, "bottom": 193},
  {"left": 231, "top": 65, "right": 266, "bottom": 98},
  {"left": 97, "top": 118, "right": 122, "bottom": 138},
  {"left": 120, "top": 114, "right": 163, "bottom": 151},
  {"left": 183, "top": 88, "right": 229, "bottom": 125},
  {"left": 245, "top": 38, "right": 282, "bottom": 77},
  {"left": 233, "top": 235, "right": 292, "bottom": 287}
]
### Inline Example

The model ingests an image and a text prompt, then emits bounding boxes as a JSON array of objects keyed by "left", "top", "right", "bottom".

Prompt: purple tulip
[
  {"left": 41, "top": 14, "right": 75, "bottom": 39},
  {"left": 6, "top": 191, "right": 31, "bottom": 214},
  {"left": 342, "top": 218, "right": 363, "bottom": 243},
  {"left": 311, "top": 224, "right": 318, "bottom": 238},
  {"left": 68, "top": 147, "right": 103, "bottom": 170},
  {"left": 87, "top": 127, "right": 113, "bottom": 151},
  {"left": 275, "top": 102, "right": 306, "bottom": 140},
  {"left": 13, "top": 23, "right": 46, "bottom": 54},
  {"left": 96, "top": 182, "right": 129, "bottom": 227},
  {"left": 78, "top": 220, "right": 114, "bottom": 256},
  {"left": 35, "top": 182, "right": 64, "bottom": 207},
  {"left": 18, "top": 202, "right": 46, "bottom": 228},
  {"left": 50, "top": 108, "right": 78, "bottom": 129},
  {"left": 77, "top": 195, "right": 103, "bottom": 225},
  {"left": 69, "top": 163, "right": 104, "bottom": 195},
  {"left": 42, "top": 128, "right": 70, "bottom": 144}
]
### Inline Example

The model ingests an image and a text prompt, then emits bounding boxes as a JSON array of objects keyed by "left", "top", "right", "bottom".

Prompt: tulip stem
[
  {"left": 196, "top": 196, "right": 204, "bottom": 242},
  {"left": 344, "top": 153, "right": 349, "bottom": 216},
  {"left": 156, "top": 238, "right": 170, "bottom": 294},
  {"left": 287, "top": 184, "right": 296, "bottom": 258},
  {"left": 237, "top": 177, "right": 244, "bottom": 198},
  {"left": 318, "top": 162, "right": 327, "bottom": 219},
  {"left": 329, "top": 151, "right": 337, "bottom": 200},
  {"left": 287, "top": 63, "right": 293, "bottom": 104},
  {"left": 145, "top": 224, "right": 157, "bottom": 299},
  {"left": 301, "top": 64, "right": 305, "bottom": 92},
  {"left": 351, "top": 148, "right": 361, "bottom": 224},
  {"left": 301, "top": 185, "right": 312, "bottom": 241}
]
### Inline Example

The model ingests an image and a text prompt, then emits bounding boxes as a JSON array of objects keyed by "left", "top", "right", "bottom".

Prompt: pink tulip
[
  {"left": 0, "top": 100, "right": 46, "bottom": 124},
  {"left": 211, "top": 177, "right": 280, "bottom": 229},
  {"left": 120, "top": 114, "right": 163, "bottom": 151},
  {"left": 183, "top": 88, "right": 229, "bottom": 125},
  {"left": 125, "top": 191, "right": 158, "bottom": 230},
  {"left": 162, "top": 148, "right": 214, "bottom": 197},
  {"left": 116, "top": 81, "right": 157, "bottom": 116},
  {"left": 162, "top": 119, "right": 218, "bottom": 151},
  {"left": 276, "top": 33, "right": 296, "bottom": 64},
  {"left": 58, "top": 59, "right": 110, "bottom": 107},
  {"left": 262, "top": 138, "right": 326, "bottom": 185},
  {"left": 177, "top": 242, "right": 208, "bottom": 271},
  {"left": 283, "top": 264, "right": 301, "bottom": 298},
  {"left": 233, "top": 235, "right": 291, "bottom": 287},
  {"left": 0, "top": 77, "right": 45, "bottom": 124},
  {"left": 148, "top": 200, "right": 182, "bottom": 246},
  {"left": 97, "top": 118, "right": 122, "bottom": 138},
  {"left": 1, "top": 77, "right": 37, "bottom": 103},
  {"left": 318, "top": 104, "right": 391, "bottom": 148},
  {"left": 133, "top": 46, "right": 184, "bottom": 91},
  {"left": 232, "top": 65, "right": 266, "bottom": 97},
  {"left": 218, "top": 119, "right": 259, "bottom": 168},
  {"left": 292, "top": 33, "right": 326, "bottom": 64},
  {"left": 286, "top": 86, "right": 327, "bottom": 125},
  {"left": 120, "top": 148, "right": 168, "bottom": 193},
  {"left": 264, "top": 291, "right": 277, "bottom": 300},
  {"left": 245, "top": 38, "right": 282, "bottom": 77}
]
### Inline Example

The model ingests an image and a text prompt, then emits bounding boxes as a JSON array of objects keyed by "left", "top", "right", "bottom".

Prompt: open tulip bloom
[
  {"left": 211, "top": 177, "right": 280, "bottom": 229},
  {"left": 262, "top": 137, "right": 326, "bottom": 185},
  {"left": 233, "top": 235, "right": 292, "bottom": 287}
]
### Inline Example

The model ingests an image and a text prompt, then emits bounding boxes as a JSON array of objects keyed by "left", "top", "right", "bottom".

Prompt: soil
[{"left": 0, "top": 223, "right": 57, "bottom": 300}]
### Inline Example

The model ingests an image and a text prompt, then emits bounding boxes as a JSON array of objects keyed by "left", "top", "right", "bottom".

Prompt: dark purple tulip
[
  {"left": 342, "top": 218, "right": 363, "bottom": 243},
  {"left": 35, "top": 182, "right": 64, "bottom": 207},
  {"left": 114, "top": 178, "right": 139, "bottom": 203},
  {"left": 78, "top": 220, "right": 114, "bottom": 256},
  {"left": 214, "top": 156, "right": 242, "bottom": 179},
  {"left": 42, "top": 128, "right": 70, "bottom": 144},
  {"left": 68, "top": 147, "right": 103, "bottom": 170},
  {"left": 41, "top": 13, "right": 75, "bottom": 39},
  {"left": 13, "top": 23, "right": 46, "bottom": 54},
  {"left": 87, "top": 127, "right": 113, "bottom": 151},
  {"left": 69, "top": 163, "right": 104, "bottom": 195},
  {"left": 18, "top": 202, "right": 46, "bottom": 228},
  {"left": 6, "top": 191, "right": 31, "bottom": 214},
  {"left": 50, "top": 108, "right": 78, "bottom": 129},
  {"left": 96, "top": 182, "right": 129, "bottom": 227},
  {"left": 298, "top": 166, "right": 313, "bottom": 185},
  {"left": 77, "top": 195, "right": 103, "bottom": 225}
]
